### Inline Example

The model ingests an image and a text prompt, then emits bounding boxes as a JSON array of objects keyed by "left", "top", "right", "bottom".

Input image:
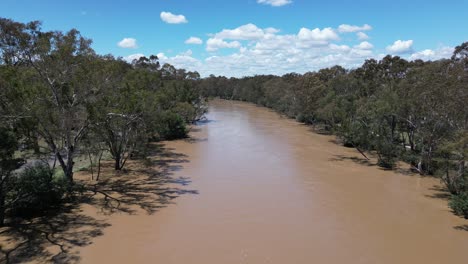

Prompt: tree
[
  {"left": 0, "top": 19, "right": 98, "bottom": 184},
  {"left": 0, "top": 127, "right": 23, "bottom": 225},
  {"left": 452, "top": 42, "right": 468, "bottom": 69}
]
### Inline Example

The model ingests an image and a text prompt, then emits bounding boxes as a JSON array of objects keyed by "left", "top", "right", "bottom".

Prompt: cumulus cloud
[
  {"left": 386, "top": 40, "right": 414, "bottom": 54},
  {"left": 357, "top": 32, "right": 369, "bottom": 40},
  {"left": 126, "top": 23, "right": 453, "bottom": 78},
  {"left": 409, "top": 46, "right": 454, "bottom": 61},
  {"left": 257, "top": 0, "right": 292, "bottom": 7},
  {"left": 188, "top": 23, "right": 374, "bottom": 76},
  {"left": 156, "top": 52, "right": 168, "bottom": 60},
  {"left": 123, "top": 53, "right": 145, "bottom": 62},
  {"left": 124, "top": 51, "right": 202, "bottom": 73},
  {"left": 117, "top": 38, "right": 138, "bottom": 49},
  {"left": 185, "top": 37, "right": 203, "bottom": 45},
  {"left": 297, "top": 27, "right": 339, "bottom": 46},
  {"left": 214, "top": 23, "right": 278, "bottom": 40},
  {"left": 354, "top": 41, "right": 373, "bottom": 50},
  {"left": 338, "top": 24, "right": 372, "bottom": 33},
  {"left": 160, "top": 11, "right": 188, "bottom": 24},
  {"left": 206, "top": 38, "right": 242, "bottom": 52}
]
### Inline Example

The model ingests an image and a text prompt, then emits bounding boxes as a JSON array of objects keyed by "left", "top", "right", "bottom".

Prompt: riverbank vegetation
[
  {"left": 0, "top": 15, "right": 467, "bottom": 230},
  {"left": 0, "top": 18, "right": 206, "bottom": 226},
  {"left": 198, "top": 46, "right": 468, "bottom": 218}
]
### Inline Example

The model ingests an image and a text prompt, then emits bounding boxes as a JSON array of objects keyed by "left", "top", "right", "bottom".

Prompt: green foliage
[
  {"left": 155, "top": 111, "right": 188, "bottom": 140},
  {"left": 7, "top": 164, "right": 68, "bottom": 217},
  {"left": 449, "top": 193, "right": 468, "bottom": 219},
  {"left": 1, "top": 17, "right": 467, "bottom": 221},
  {"left": 172, "top": 102, "right": 197, "bottom": 123},
  {"left": 0, "top": 127, "right": 21, "bottom": 174}
]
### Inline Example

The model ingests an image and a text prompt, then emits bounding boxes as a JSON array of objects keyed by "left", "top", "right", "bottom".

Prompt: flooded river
[{"left": 80, "top": 100, "right": 468, "bottom": 263}]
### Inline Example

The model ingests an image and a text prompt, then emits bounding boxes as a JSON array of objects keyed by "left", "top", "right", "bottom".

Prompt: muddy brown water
[{"left": 79, "top": 100, "right": 468, "bottom": 264}]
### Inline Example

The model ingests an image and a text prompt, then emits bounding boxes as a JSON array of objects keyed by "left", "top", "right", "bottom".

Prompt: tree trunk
[
  {"left": 88, "top": 151, "right": 94, "bottom": 180},
  {"left": 96, "top": 151, "right": 103, "bottom": 181},
  {"left": 57, "top": 149, "right": 75, "bottom": 185},
  {"left": 114, "top": 153, "right": 121, "bottom": 170},
  {"left": 65, "top": 147, "right": 74, "bottom": 184},
  {"left": 33, "top": 134, "right": 40, "bottom": 155}
]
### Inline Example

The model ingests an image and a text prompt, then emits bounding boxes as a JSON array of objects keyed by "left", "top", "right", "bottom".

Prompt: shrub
[
  {"left": 172, "top": 102, "right": 197, "bottom": 123},
  {"left": 449, "top": 193, "right": 468, "bottom": 219},
  {"left": 156, "top": 111, "right": 188, "bottom": 140},
  {"left": 7, "top": 164, "right": 68, "bottom": 217}
]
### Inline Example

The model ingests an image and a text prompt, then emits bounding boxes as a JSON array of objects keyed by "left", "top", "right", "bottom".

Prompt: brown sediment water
[{"left": 78, "top": 99, "right": 468, "bottom": 263}]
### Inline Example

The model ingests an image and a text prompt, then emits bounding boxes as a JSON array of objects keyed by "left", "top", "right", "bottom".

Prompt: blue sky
[{"left": 1, "top": 0, "right": 467, "bottom": 77}]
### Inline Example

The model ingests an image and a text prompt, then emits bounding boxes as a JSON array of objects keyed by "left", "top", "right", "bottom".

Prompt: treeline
[
  {"left": 0, "top": 18, "right": 206, "bottom": 225},
  {"left": 198, "top": 46, "right": 468, "bottom": 217}
]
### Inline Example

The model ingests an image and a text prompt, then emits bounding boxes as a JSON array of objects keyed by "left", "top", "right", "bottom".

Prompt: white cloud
[
  {"left": 124, "top": 51, "right": 202, "bottom": 73},
  {"left": 386, "top": 40, "right": 414, "bottom": 54},
  {"left": 297, "top": 27, "right": 339, "bottom": 46},
  {"left": 118, "top": 38, "right": 138, "bottom": 49},
  {"left": 354, "top": 41, "right": 373, "bottom": 50},
  {"left": 160, "top": 11, "right": 188, "bottom": 24},
  {"left": 189, "top": 23, "right": 374, "bottom": 77},
  {"left": 123, "top": 23, "right": 453, "bottom": 78},
  {"left": 206, "top": 38, "right": 242, "bottom": 52},
  {"left": 357, "top": 32, "right": 369, "bottom": 40},
  {"left": 156, "top": 52, "right": 168, "bottom": 60},
  {"left": 409, "top": 46, "right": 454, "bottom": 61},
  {"left": 214, "top": 23, "right": 278, "bottom": 40},
  {"left": 159, "top": 51, "right": 202, "bottom": 71},
  {"left": 329, "top": 44, "right": 351, "bottom": 52},
  {"left": 185, "top": 37, "right": 203, "bottom": 45},
  {"left": 123, "top": 53, "right": 145, "bottom": 62},
  {"left": 257, "top": 0, "right": 292, "bottom": 7},
  {"left": 338, "top": 24, "right": 372, "bottom": 33}
]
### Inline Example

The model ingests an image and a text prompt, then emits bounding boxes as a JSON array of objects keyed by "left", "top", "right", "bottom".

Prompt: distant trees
[{"left": 199, "top": 44, "right": 468, "bottom": 217}]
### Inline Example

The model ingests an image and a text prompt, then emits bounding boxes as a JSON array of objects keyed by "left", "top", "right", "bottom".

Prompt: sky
[{"left": 1, "top": 0, "right": 467, "bottom": 77}]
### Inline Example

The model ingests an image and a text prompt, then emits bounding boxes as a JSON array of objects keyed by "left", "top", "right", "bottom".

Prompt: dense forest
[
  {"left": 0, "top": 16, "right": 467, "bottom": 230},
  {"left": 0, "top": 18, "right": 206, "bottom": 225},
  {"left": 198, "top": 46, "right": 468, "bottom": 217}
]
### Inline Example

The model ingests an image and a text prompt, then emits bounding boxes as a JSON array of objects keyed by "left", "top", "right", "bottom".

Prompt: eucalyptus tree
[
  {"left": 0, "top": 18, "right": 100, "bottom": 184},
  {"left": 92, "top": 59, "right": 150, "bottom": 170}
]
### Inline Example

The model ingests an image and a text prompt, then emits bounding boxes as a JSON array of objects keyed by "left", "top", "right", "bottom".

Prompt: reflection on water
[{"left": 81, "top": 99, "right": 468, "bottom": 264}]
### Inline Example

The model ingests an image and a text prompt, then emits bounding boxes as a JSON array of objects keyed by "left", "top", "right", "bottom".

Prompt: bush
[
  {"left": 449, "top": 193, "right": 468, "bottom": 219},
  {"left": 376, "top": 148, "right": 398, "bottom": 169},
  {"left": 156, "top": 111, "right": 188, "bottom": 140},
  {"left": 7, "top": 164, "right": 68, "bottom": 217},
  {"left": 172, "top": 102, "right": 197, "bottom": 123},
  {"left": 296, "top": 113, "right": 314, "bottom": 124}
]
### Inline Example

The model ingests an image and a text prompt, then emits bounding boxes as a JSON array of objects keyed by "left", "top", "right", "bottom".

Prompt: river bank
[{"left": 2, "top": 99, "right": 467, "bottom": 263}]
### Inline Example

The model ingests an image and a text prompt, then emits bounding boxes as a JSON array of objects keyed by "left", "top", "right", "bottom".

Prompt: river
[{"left": 80, "top": 99, "right": 468, "bottom": 263}]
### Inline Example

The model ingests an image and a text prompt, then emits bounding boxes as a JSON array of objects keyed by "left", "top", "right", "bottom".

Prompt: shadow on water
[
  {"left": 195, "top": 119, "right": 216, "bottom": 126},
  {"left": 0, "top": 143, "right": 198, "bottom": 263},
  {"left": 184, "top": 137, "right": 208, "bottom": 144},
  {"left": 454, "top": 225, "right": 468, "bottom": 232},
  {"left": 329, "top": 154, "right": 375, "bottom": 167},
  {"left": 425, "top": 186, "right": 451, "bottom": 201},
  {"left": 330, "top": 154, "right": 420, "bottom": 177}
]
